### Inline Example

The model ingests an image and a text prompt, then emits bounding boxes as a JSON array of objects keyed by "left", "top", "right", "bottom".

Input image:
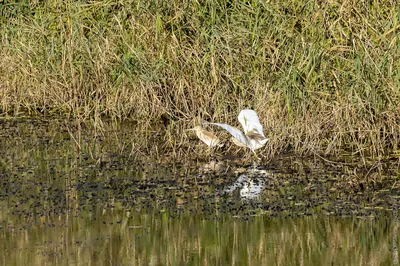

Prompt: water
[
  {"left": 0, "top": 118, "right": 399, "bottom": 265},
  {"left": 2, "top": 212, "right": 397, "bottom": 265}
]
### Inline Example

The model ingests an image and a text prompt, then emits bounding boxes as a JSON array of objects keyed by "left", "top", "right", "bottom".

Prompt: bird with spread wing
[{"left": 204, "top": 109, "right": 268, "bottom": 153}]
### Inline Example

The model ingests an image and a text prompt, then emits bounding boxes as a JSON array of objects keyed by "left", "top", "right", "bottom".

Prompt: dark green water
[
  {"left": 0, "top": 119, "right": 399, "bottom": 265},
  {"left": 1, "top": 210, "right": 398, "bottom": 265}
]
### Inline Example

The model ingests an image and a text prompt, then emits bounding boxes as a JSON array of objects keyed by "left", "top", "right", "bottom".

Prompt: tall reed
[{"left": 1, "top": 1, "right": 399, "bottom": 157}]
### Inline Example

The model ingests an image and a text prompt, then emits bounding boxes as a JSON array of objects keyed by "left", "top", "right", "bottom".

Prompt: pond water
[{"left": 0, "top": 118, "right": 399, "bottom": 265}]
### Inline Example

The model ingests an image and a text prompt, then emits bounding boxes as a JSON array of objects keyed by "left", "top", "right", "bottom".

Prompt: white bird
[{"left": 203, "top": 109, "right": 268, "bottom": 152}]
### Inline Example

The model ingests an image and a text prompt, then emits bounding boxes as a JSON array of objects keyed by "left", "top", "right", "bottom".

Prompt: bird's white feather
[
  {"left": 238, "top": 109, "right": 265, "bottom": 137},
  {"left": 202, "top": 109, "right": 267, "bottom": 152},
  {"left": 203, "top": 122, "right": 249, "bottom": 147}
]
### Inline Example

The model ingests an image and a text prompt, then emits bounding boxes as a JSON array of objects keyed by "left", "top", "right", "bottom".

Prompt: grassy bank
[{"left": 1, "top": 0, "right": 399, "bottom": 158}]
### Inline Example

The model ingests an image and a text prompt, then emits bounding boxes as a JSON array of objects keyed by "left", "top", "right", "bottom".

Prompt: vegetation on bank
[{"left": 0, "top": 1, "right": 399, "bottom": 158}]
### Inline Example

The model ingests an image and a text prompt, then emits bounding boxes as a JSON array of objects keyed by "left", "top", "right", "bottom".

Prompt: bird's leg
[
  {"left": 211, "top": 146, "right": 221, "bottom": 161},
  {"left": 251, "top": 149, "right": 256, "bottom": 156},
  {"left": 252, "top": 150, "right": 261, "bottom": 161},
  {"left": 207, "top": 146, "right": 219, "bottom": 162},
  {"left": 207, "top": 146, "right": 213, "bottom": 161},
  {"left": 241, "top": 150, "right": 253, "bottom": 163}
]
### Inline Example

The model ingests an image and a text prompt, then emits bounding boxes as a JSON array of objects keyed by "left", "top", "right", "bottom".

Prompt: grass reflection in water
[{"left": 0, "top": 119, "right": 399, "bottom": 265}]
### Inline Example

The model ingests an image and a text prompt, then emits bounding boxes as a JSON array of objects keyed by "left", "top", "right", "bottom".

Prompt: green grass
[{"left": 1, "top": 0, "right": 399, "bottom": 158}]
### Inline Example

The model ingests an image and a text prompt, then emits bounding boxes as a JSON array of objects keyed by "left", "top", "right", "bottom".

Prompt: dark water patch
[{"left": 0, "top": 118, "right": 399, "bottom": 265}]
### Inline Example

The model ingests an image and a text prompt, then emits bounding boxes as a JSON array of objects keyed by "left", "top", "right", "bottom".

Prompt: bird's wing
[
  {"left": 238, "top": 109, "right": 265, "bottom": 136},
  {"left": 203, "top": 122, "right": 249, "bottom": 146}
]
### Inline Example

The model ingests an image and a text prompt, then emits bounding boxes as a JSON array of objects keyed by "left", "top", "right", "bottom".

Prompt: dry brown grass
[{"left": 1, "top": 1, "right": 399, "bottom": 158}]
